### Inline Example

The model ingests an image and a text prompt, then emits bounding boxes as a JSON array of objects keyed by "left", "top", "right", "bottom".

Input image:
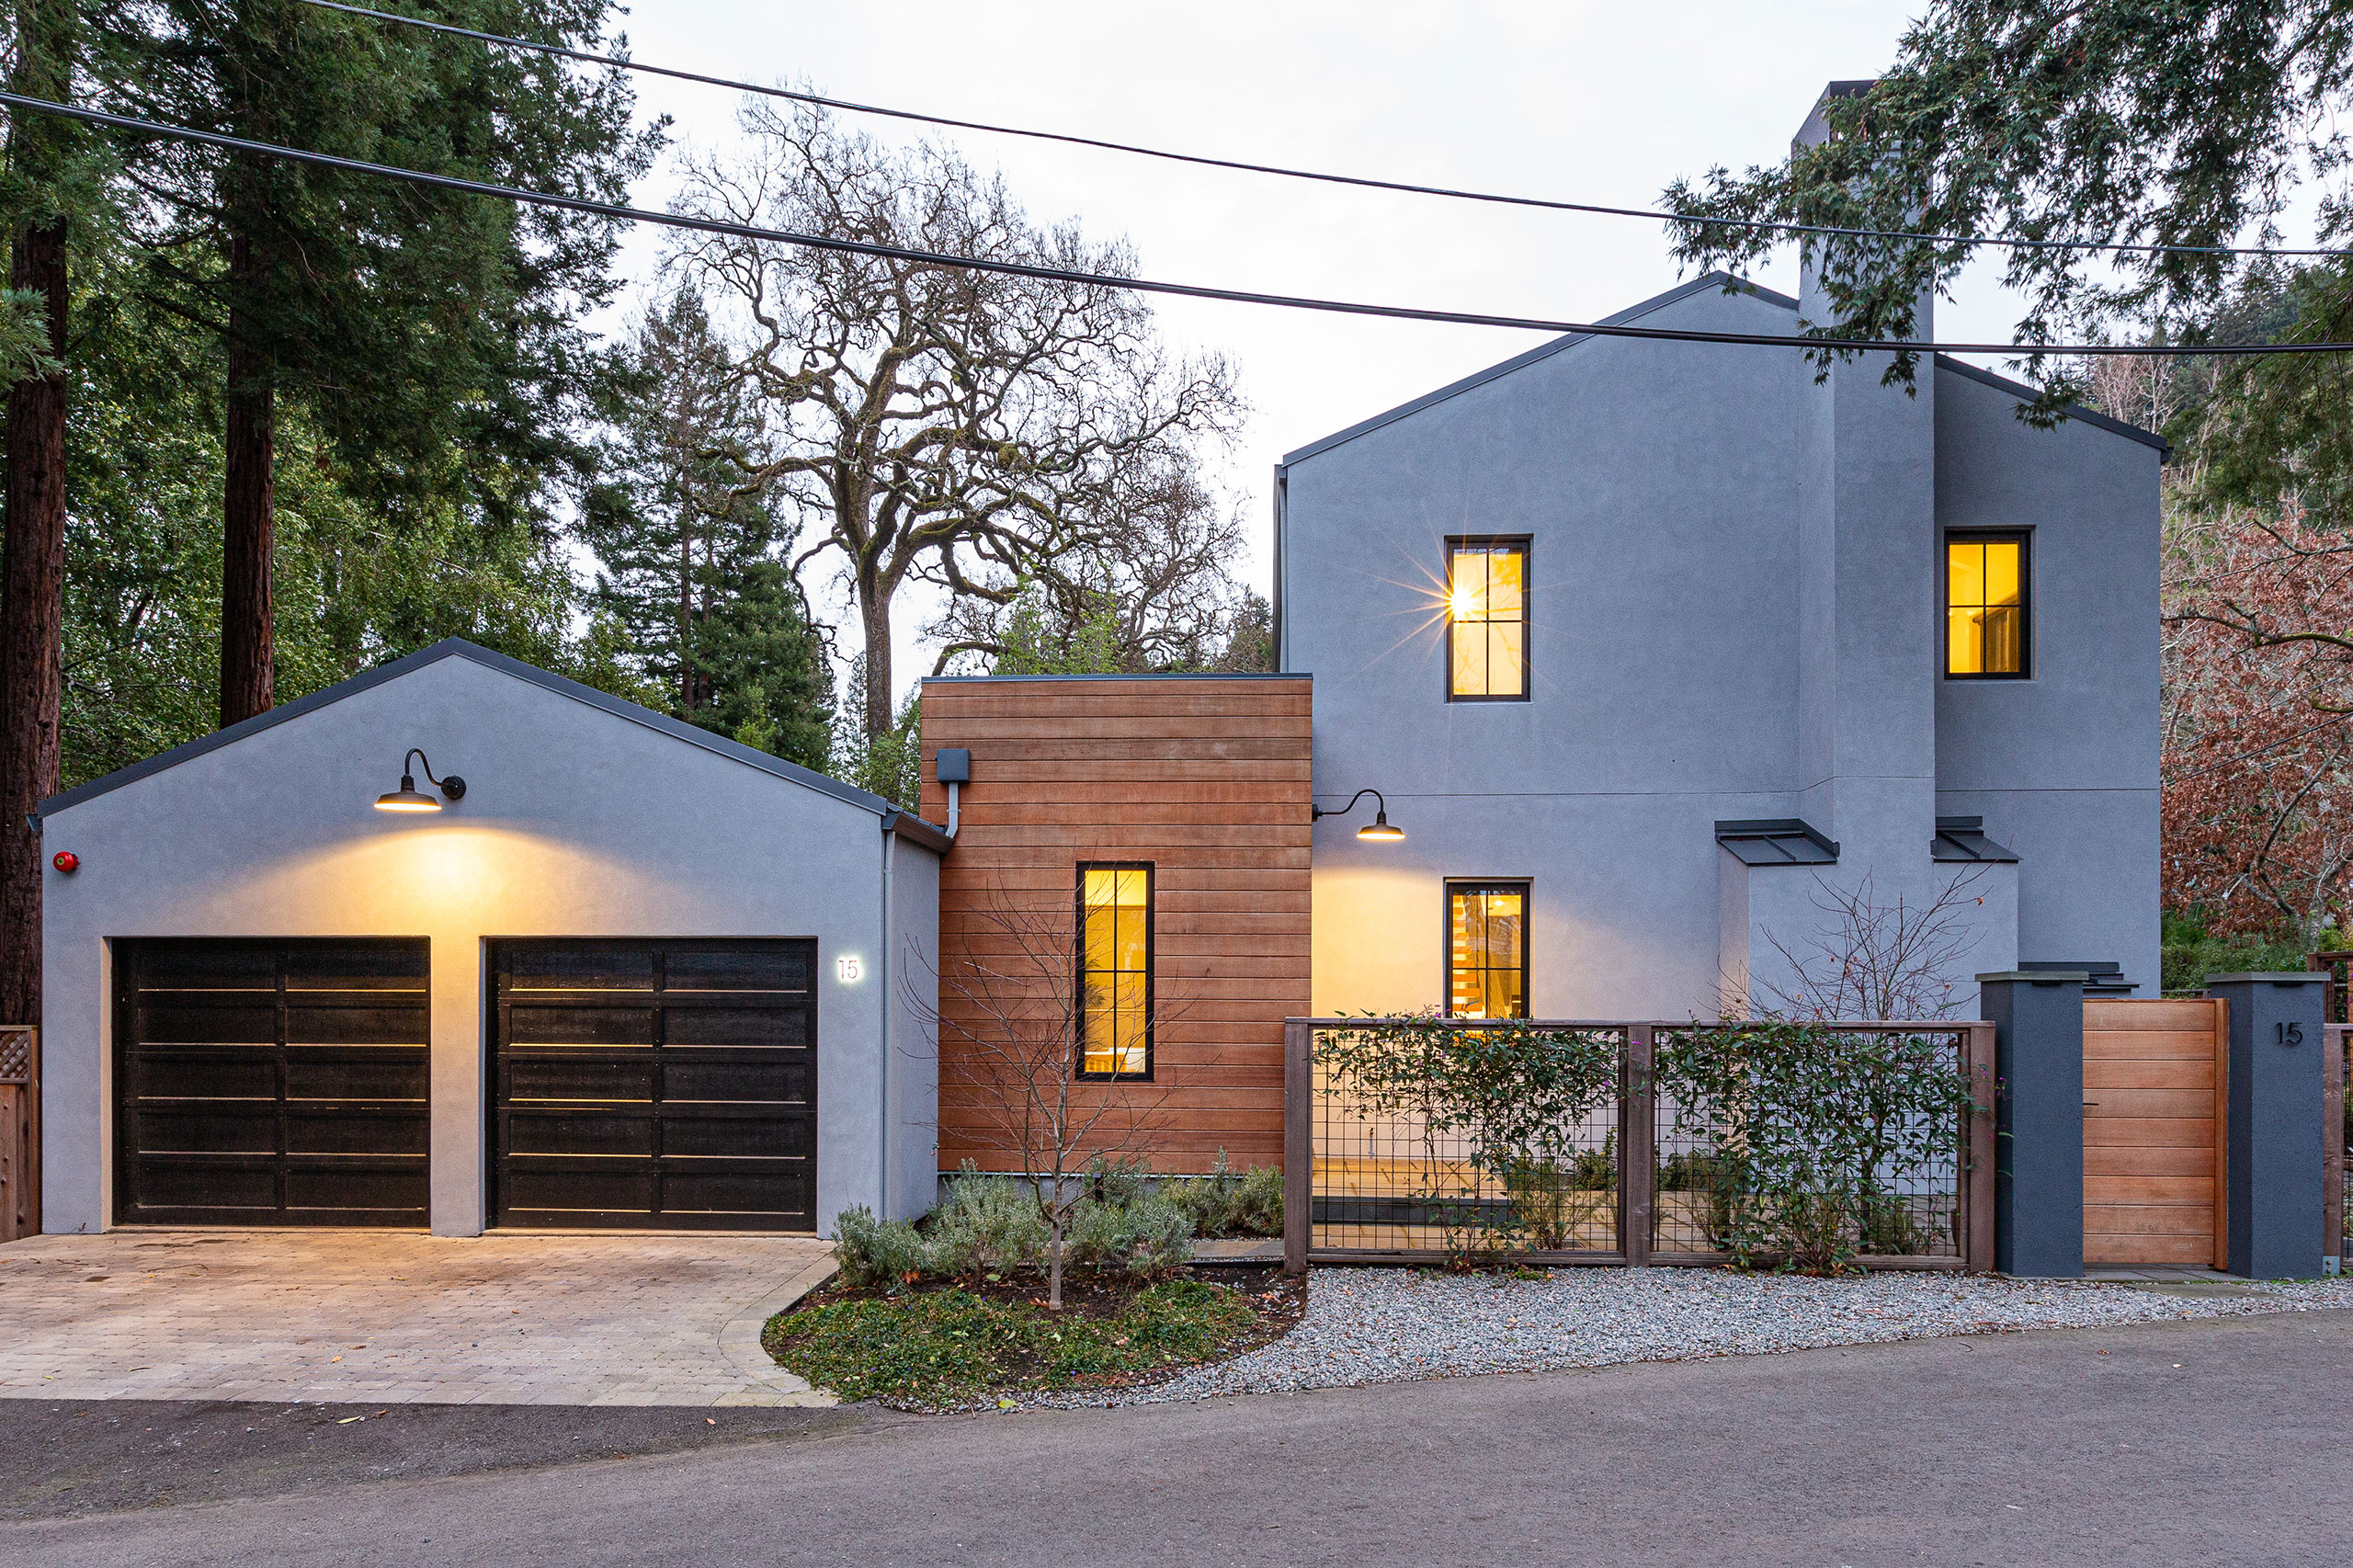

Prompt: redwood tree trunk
[
  {"left": 220, "top": 232, "right": 275, "bottom": 729},
  {"left": 0, "top": 215, "right": 68, "bottom": 1031}
]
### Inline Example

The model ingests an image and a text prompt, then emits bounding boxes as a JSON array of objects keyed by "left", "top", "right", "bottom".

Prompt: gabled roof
[
  {"left": 1277, "top": 268, "right": 2168, "bottom": 465},
  {"left": 35, "top": 637, "right": 952, "bottom": 850}
]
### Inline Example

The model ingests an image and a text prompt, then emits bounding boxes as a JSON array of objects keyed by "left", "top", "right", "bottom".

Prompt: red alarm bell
[{"left": 52, "top": 850, "right": 78, "bottom": 874}]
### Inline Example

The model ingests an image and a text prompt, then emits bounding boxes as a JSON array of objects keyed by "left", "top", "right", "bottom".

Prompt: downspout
[{"left": 878, "top": 819, "right": 893, "bottom": 1221}]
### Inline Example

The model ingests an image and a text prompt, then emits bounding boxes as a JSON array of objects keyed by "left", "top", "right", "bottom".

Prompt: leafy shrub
[
  {"left": 1083, "top": 1153, "right": 1152, "bottom": 1208},
  {"left": 833, "top": 1205, "right": 933, "bottom": 1290},
  {"left": 1166, "top": 1151, "right": 1285, "bottom": 1238},
  {"left": 927, "top": 1168, "right": 1051, "bottom": 1277},
  {"left": 1066, "top": 1194, "right": 1195, "bottom": 1278},
  {"left": 1497, "top": 1155, "right": 1611, "bottom": 1250}
]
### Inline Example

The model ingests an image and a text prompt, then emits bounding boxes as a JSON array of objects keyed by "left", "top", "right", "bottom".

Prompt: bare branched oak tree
[
  {"left": 672, "top": 102, "right": 1243, "bottom": 740},
  {"left": 907, "top": 883, "right": 1173, "bottom": 1309},
  {"left": 1758, "top": 869, "right": 1991, "bottom": 1021}
]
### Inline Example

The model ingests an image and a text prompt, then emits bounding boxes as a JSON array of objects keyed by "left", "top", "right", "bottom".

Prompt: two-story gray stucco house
[{"left": 1279, "top": 255, "right": 2163, "bottom": 1022}]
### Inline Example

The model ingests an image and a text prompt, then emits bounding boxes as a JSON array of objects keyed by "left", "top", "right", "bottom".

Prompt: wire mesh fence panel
[
  {"left": 1651, "top": 1025, "right": 1972, "bottom": 1266},
  {"left": 1309, "top": 1021, "right": 1625, "bottom": 1259}
]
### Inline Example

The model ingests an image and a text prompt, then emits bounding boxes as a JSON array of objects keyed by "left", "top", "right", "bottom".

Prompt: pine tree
[{"left": 582, "top": 290, "right": 833, "bottom": 770}]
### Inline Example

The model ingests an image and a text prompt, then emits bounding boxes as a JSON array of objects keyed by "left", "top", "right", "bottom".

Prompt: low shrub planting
[{"left": 764, "top": 1278, "right": 1284, "bottom": 1409}]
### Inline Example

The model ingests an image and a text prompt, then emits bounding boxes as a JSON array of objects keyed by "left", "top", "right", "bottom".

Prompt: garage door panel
[
  {"left": 503, "top": 1164, "right": 658, "bottom": 1213},
  {"left": 662, "top": 1056, "right": 808, "bottom": 1104},
  {"left": 136, "top": 1108, "right": 278, "bottom": 1153},
  {"left": 284, "top": 1164, "right": 429, "bottom": 1213},
  {"left": 491, "top": 939, "right": 816, "bottom": 1232},
  {"left": 661, "top": 1169, "right": 810, "bottom": 1217},
  {"left": 506, "top": 1006, "right": 656, "bottom": 1047},
  {"left": 283, "top": 1003, "right": 428, "bottom": 1046},
  {"left": 665, "top": 1006, "right": 807, "bottom": 1049},
  {"left": 282, "top": 1053, "right": 430, "bottom": 1101},
  {"left": 507, "top": 949, "right": 658, "bottom": 991},
  {"left": 665, "top": 947, "right": 810, "bottom": 992},
  {"left": 135, "top": 1002, "right": 278, "bottom": 1044},
  {"left": 664, "top": 1113, "right": 812, "bottom": 1159},
  {"left": 506, "top": 1109, "right": 655, "bottom": 1156},
  {"left": 116, "top": 939, "right": 430, "bottom": 1227},
  {"left": 134, "top": 1049, "right": 278, "bottom": 1100},
  {"left": 505, "top": 1055, "right": 656, "bottom": 1103}
]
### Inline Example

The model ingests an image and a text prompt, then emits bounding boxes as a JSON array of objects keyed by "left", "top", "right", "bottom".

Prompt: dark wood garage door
[
  {"left": 490, "top": 939, "right": 816, "bottom": 1231},
  {"left": 114, "top": 939, "right": 430, "bottom": 1226}
]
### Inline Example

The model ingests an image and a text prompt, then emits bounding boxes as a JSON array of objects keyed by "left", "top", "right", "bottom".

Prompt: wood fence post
[
  {"left": 1621, "top": 1025, "right": 1654, "bottom": 1267},
  {"left": 1283, "top": 1018, "right": 1311, "bottom": 1275},
  {"left": 1964, "top": 1022, "right": 1996, "bottom": 1273}
]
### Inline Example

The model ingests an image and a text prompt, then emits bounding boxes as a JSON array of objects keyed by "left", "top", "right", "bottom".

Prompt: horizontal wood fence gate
[
  {"left": 2081, "top": 998, "right": 2228, "bottom": 1270},
  {"left": 1282, "top": 1018, "right": 1996, "bottom": 1273}
]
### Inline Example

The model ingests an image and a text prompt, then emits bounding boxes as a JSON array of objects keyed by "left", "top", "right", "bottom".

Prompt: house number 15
[{"left": 2274, "top": 1021, "right": 2305, "bottom": 1047}]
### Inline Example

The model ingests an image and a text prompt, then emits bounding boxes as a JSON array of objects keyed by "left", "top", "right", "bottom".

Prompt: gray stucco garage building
[{"left": 35, "top": 639, "right": 942, "bottom": 1237}]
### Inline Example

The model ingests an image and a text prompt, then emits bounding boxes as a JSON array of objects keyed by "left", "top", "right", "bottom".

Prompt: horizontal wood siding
[
  {"left": 2082, "top": 997, "right": 2226, "bottom": 1267},
  {"left": 922, "top": 677, "right": 1312, "bottom": 1176}
]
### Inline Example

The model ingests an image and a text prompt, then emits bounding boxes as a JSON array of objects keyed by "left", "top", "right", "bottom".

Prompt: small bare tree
[
  {"left": 1758, "top": 868, "right": 1992, "bottom": 1021},
  {"left": 908, "top": 883, "right": 1173, "bottom": 1309}
]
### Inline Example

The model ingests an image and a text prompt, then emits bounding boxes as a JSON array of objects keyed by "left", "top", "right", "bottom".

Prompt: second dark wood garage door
[{"left": 490, "top": 939, "right": 817, "bottom": 1231}]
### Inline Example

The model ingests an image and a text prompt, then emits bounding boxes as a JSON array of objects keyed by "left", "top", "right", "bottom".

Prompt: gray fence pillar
[
  {"left": 1980, "top": 971, "right": 2086, "bottom": 1278},
  {"left": 2207, "top": 975, "right": 2326, "bottom": 1279}
]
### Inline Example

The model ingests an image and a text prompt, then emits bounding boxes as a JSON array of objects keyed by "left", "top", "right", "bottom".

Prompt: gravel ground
[{"left": 1025, "top": 1267, "right": 2353, "bottom": 1408}]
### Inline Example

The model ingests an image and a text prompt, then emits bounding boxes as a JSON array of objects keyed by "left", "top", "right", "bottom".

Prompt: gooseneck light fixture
[
  {"left": 374, "top": 748, "right": 466, "bottom": 813},
  {"left": 1313, "top": 788, "right": 1404, "bottom": 842}
]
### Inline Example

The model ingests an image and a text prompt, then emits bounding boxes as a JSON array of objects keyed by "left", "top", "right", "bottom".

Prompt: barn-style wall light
[
  {"left": 1313, "top": 788, "right": 1404, "bottom": 842},
  {"left": 374, "top": 748, "right": 466, "bottom": 813}
]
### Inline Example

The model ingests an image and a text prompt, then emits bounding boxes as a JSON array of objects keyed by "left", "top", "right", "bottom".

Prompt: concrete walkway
[{"left": 0, "top": 1230, "right": 837, "bottom": 1406}]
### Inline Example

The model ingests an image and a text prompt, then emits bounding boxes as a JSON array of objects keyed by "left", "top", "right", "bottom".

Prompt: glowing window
[
  {"left": 1447, "top": 881, "right": 1529, "bottom": 1019},
  {"left": 1079, "top": 864, "right": 1152, "bottom": 1078},
  {"left": 1946, "top": 534, "right": 2029, "bottom": 676},
  {"left": 1448, "top": 540, "right": 1528, "bottom": 699}
]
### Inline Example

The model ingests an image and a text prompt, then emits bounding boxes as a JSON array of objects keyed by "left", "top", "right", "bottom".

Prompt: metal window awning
[
  {"left": 1713, "top": 817, "right": 1839, "bottom": 866},
  {"left": 1931, "top": 815, "right": 2019, "bottom": 863}
]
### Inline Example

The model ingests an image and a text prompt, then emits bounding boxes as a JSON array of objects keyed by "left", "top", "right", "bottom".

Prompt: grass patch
[{"left": 764, "top": 1276, "right": 1284, "bottom": 1410}]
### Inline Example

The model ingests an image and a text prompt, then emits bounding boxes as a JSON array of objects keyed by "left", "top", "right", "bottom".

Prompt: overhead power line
[
  {"left": 11, "top": 91, "right": 2353, "bottom": 360},
  {"left": 301, "top": 0, "right": 2348, "bottom": 263}
]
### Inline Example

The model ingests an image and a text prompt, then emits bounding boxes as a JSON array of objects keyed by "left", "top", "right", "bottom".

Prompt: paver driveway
[{"left": 0, "top": 1230, "right": 837, "bottom": 1406}]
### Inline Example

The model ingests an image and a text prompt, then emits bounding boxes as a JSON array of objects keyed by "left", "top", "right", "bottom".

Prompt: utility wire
[
  {"left": 301, "top": 0, "right": 2348, "bottom": 263},
  {"left": 12, "top": 91, "right": 2353, "bottom": 359}
]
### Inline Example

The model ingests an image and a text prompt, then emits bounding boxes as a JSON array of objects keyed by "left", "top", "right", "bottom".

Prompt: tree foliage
[
  {"left": 1664, "top": 3, "right": 2353, "bottom": 402},
  {"left": 671, "top": 100, "right": 1243, "bottom": 739}
]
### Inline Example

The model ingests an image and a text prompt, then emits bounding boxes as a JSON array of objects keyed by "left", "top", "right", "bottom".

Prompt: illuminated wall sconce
[
  {"left": 1313, "top": 788, "right": 1405, "bottom": 842},
  {"left": 374, "top": 748, "right": 467, "bottom": 813}
]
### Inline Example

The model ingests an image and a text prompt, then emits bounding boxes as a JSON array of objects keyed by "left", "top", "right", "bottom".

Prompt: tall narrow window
[
  {"left": 1447, "top": 539, "right": 1529, "bottom": 699},
  {"left": 1946, "top": 533, "right": 2029, "bottom": 677},
  {"left": 1446, "top": 881, "right": 1529, "bottom": 1018},
  {"left": 1078, "top": 864, "right": 1153, "bottom": 1078}
]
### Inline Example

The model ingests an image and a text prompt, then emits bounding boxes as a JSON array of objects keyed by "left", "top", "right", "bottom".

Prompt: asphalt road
[{"left": 5, "top": 1309, "right": 2347, "bottom": 1567}]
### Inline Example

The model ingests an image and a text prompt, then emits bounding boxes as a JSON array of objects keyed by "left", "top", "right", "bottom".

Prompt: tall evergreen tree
[
  {"left": 87, "top": 0, "right": 654, "bottom": 724},
  {"left": 582, "top": 290, "right": 832, "bottom": 770}
]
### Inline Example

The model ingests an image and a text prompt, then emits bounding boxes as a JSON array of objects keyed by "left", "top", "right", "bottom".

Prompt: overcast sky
[{"left": 594, "top": 1, "right": 2039, "bottom": 697}]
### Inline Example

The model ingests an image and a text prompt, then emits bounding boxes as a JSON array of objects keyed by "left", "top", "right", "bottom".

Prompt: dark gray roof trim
[
  {"left": 924, "top": 672, "right": 1310, "bottom": 684},
  {"left": 1930, "top": 814, "right": 2019, "bottom": 864},
  {"left": 881, "top": 810, "right": 955, "bottom": 853},
  {"left": 1715, "top": 816, "right": 1839, "bottom": 866},
  {"left": 1280, "top": 272, "right": 1795, "bottom": 467},
  {"left": 1932, "top": 355, "right": 2169, "bottom": 456},
  {"left": 37, "top": 638, "right": 949, "bottom": 847},
  {"left": 2018, "top": 959, "right": 2133, "bottom": 996}
]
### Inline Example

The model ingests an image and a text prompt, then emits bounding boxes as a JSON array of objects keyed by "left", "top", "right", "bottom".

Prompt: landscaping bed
[{"left": 764, "top": 1265, "right": 1304, "bottom": 1411}]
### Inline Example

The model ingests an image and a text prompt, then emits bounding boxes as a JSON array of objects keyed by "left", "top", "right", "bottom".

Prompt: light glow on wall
[{"left": 835, "top": 953, "right": 865, "bottom": 984}]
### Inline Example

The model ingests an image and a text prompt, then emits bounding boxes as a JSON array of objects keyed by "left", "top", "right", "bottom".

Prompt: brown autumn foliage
[{"left": 2161, "top": 502, "right": 2353, "bottom": 939}]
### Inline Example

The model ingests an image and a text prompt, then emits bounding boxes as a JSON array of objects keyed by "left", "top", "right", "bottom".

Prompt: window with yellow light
[
  {"left": 1447, "top": 881, "right": 1529, "bottom": 1018},
  {"left": 1946, "top": 533, "right": 2029, "bottom": 677},
  {"left": 1078, "top": 863, "right": 1153, "bottom": 1077},
  {"left": 1447, "top": 539, "right": 1529, "bottom": 699}
]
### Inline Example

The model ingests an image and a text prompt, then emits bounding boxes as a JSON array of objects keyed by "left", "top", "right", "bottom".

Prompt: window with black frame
[
  {"left": 1446, "top": 881, "right": 1529, "bottom": 1018},
  {"left": 1078, "top": 863, "right": 1153, "bottom": 1078},
  {"left": 1946, "top": 531, "right": 2029, "bottom": 677},
  {"left": 1447, "top": 538, "right": 1529, "bottom": 699}
]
